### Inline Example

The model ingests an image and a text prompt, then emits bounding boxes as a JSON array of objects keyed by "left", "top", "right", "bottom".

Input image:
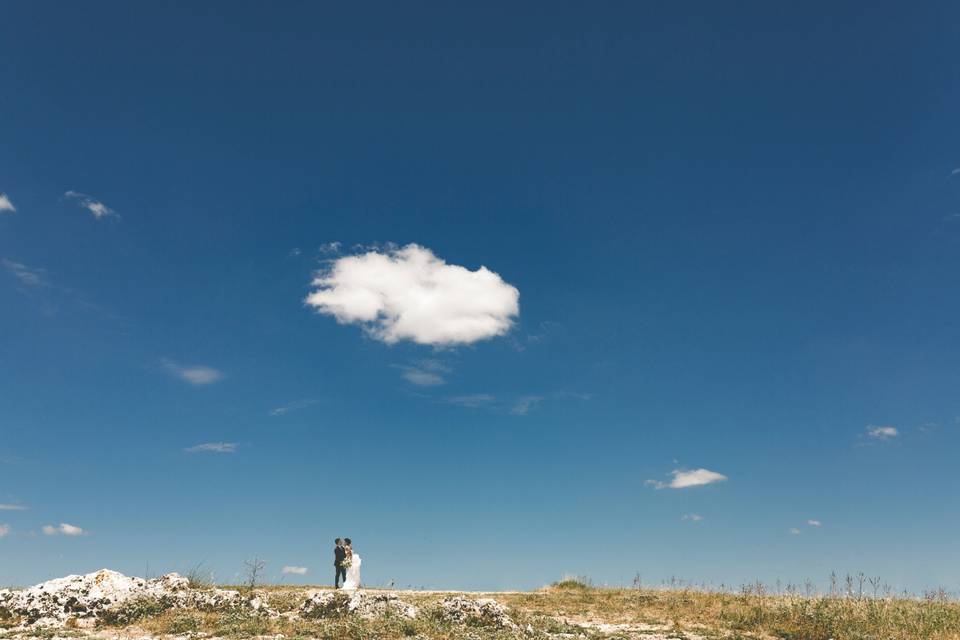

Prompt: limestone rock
[
  {"left": 0, "top": 570, "right": 270, "bottom": 627},
  {"left": 438, "top": 595, "right": 517, "bottom": 629},
  {"left": 299, "top": 591, "right": 417, "bottom": 619}
]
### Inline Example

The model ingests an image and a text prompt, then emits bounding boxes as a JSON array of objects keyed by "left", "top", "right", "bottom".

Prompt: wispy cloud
[
  {"left": 3, "top": 258, "right": 121, "bottom": 321},
  {"left": 682, "top": 513, "right": 703, "bottom": 522},
  {"left": 554, "top": 391, "right": 594, "bottom": 401},
  {"left": 396, "top": 359, "right": 450, "bottom": 386},
  {"left": 510, "top": 395, "right": 544, "bottom": 415},
  {"left": 512, "top": 320, "right": 564, "bottom": 351},
  {"left": 789, "top": 527, "right": 802, "bottom": 535},
  {"left": 42, "top": 523, "right": 85, "bottom": 536},
  {"left": 318, "top": 241, "right": 341, "bottom": 255},
  {"left": 64, "top": 191, "right": 117, "bottom": 219},
  {"left": 866, "top": 425, "right": 898, "bottom": 440},
  {"left": 305, "top": 244, "right": 519, "bottom": 346},
  {"left": 185, "top": 442, "right": 237, "bottom": 454},
  {"left": 951, "top": 168, "right": 960, "bottom": 176},
  {"left": 0, "top": 193, "right": 15, "bottom": 213},
  {"left": 807, "top": 519, "right": 822, "bottom": 527},
  {"left": 281, "top": 566, "right": 308, "bottom": 575},
  {"left": 526, "top": 320, "right": 562, "bottom": 344},
  {"left": 400, "top": 369, "right": 444, "bottom": 386},
  {"left": 161, "top": 359, "right": 224, "bottom": 386},
  {"left": 646, "top": 468, "right": 728, "bottom": 490},
  {"left": 0, "top": 504, "right": 27, "bottom": 511},
  {"left": 0, "top": 524, "right": 9, "bottom": 538},
  {"left": 441, "top": 394, "right": 497, "bottom": 408},
  {"left": 917, "top": 422, "right": 939, "bottom": 434},
  {"left": 437, "top": 390, "right": 588, "bottom": 414},
  {"left": 3, "top": 259, "right": 47, "bottom": 288},
  {"left": 270, "top": 398, "right": 319, "bottom": 416}
]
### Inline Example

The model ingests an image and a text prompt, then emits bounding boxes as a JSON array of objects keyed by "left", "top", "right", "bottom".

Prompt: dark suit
[{"left": 334, "top": 545, "right": 347, "bottom": 587}]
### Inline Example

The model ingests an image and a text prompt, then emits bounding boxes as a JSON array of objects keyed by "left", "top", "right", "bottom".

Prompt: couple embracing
[{"left": 334, "top": 537, "right": 362, "bottom": 589}]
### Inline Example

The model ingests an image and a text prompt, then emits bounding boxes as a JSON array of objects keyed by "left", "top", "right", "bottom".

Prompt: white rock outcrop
[
  {"left": 0, "top": 570, "right": 524, "bottom": 631},
  {"left": 0, "top": 569, "right": 260, "bottom": 627},
  {"left": 299, "top": 590, "right": 418, "bottom": 619},
  {"left": 439, "top": 595, "right": 517, "bottom": 629}
]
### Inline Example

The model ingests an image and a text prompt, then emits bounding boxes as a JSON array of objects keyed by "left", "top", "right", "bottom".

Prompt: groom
[{"left": 334, "top": 538, "right": 347, "bottom": 588}]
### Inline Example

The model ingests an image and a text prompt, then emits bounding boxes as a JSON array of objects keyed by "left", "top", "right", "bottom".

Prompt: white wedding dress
[{"left": 341, "top": 553, "right": 362, "bottom": 590}]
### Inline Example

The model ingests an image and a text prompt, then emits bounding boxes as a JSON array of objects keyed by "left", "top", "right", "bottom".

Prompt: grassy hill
[{"left": 4, "top": 576, "right": 960, "bottom": 639}]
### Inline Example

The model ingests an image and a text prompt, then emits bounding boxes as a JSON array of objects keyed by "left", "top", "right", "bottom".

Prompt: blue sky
[{"left": 2, "top": 1, "right": 960, "bottom": 592}]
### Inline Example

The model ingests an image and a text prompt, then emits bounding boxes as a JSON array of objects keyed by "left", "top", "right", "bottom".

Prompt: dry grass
[
  {"left": 5, "top": 581, "right": 960, "bottom": 639},
  {"left": 501, "top": 582, "right": 960, "bottom": 640},
  {"left": 130, "top": 601, "right": 563, "bottom": 640}
]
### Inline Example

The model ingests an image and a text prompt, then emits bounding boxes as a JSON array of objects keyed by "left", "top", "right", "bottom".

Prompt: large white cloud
[{"left": 305, "top": 244, "right": 519, "bottom": 346}]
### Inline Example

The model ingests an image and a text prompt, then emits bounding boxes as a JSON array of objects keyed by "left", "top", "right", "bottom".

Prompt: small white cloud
[
  {"left": 42, "top": 523, "right": 86, "bottom": 536},
  {"left": 510, "top": 395, "right": 544, "bottom": 415},
  {"left": 442, "top": 394, "right": 496, "bottom": 408},
  {"left": 0, "top": 193, "right": 15, "bottom": 213},
  {"left": 867, "top": 425, "right": 899, "bottom": 440},
  {"left": 0, "top": 504, "right": 27, "bottom": 511},
  {"left": 396, "top": 359, "right": 450, "bottom": 386},
  {"left": 281, "top": 566, "right": 308, "bottom": 575},
  {"left": 64, "top": 191, "right": 117, "bottom": 219},
  {"left": 807, "top": 519, "right": 822, "bottom": 527},
  {"left": 305, "top": 244, "right": 520, "bottom": 346},
  {"left": 161, "top": 359, "right": 224, "bottom": 386},
  {"left": 289, "top": 248, "right": 302, "bottom": 257},
  {"left": 646, "top": 468, "right": 728, "bottom": 490},
  {"left": 270, "top": 398, "right": 319, "bottom": 416},
  {"left": 951, "top": 168, "right": 960, "bottom": 176},
  {"left": 789, "top": 527, "right": 802, "bottom": 535},
  {"left": 3, "top": 259, "right": 46, "bottom": 288},
  {"left": 0, "top": 524, "right": 10, "bottom": 538},
  {"left": 401, "top": 369, "right": 444, "bottom": 386},
  {"left": 682, "top": 513, "right": 703, "bottom": 522},
  {"left": 185, "top": 442, "right": 237, "bottom": 454},
  {"left": 178, "top": 366, "right": 221, "bottom": 385}
]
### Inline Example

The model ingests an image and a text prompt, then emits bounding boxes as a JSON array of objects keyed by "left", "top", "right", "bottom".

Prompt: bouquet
[{"left": 340, "top": 556, "right": 352, "bottom": 569}]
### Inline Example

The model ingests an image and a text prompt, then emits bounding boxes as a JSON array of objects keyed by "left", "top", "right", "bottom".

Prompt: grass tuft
[
  {"left": 551, "top": 575, "right": 593, "bottom": 590},
  {"left": 186, "top": 562, "right": 215, "bottom": 590}
]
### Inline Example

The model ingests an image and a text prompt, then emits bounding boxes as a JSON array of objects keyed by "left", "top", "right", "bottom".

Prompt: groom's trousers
[{"left": 335, "top": 566, "right": 347, "bottom": 588}]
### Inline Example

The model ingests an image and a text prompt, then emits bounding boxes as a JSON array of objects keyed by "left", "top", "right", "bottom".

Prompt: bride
[{"left": 341, "top": 538, "right": 362, "bottom": 590}]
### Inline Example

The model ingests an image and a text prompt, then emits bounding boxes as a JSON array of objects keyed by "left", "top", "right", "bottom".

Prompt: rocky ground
[
  {"left": 0, "top": 569, "right": 631, "bottom": 640},
  {"left": 4, "top": 569, "right": 958, "bottom": 640}
]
